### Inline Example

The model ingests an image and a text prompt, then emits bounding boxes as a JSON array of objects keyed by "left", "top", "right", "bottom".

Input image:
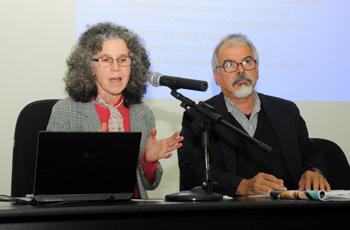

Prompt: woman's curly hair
[{"left": 65, "top": 22, "right": 150, "bottom": 106}]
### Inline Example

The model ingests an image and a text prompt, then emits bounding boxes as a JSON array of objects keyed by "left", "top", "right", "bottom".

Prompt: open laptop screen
[{"left": 32, "top": 131, "right": 141, "bottom": 203}]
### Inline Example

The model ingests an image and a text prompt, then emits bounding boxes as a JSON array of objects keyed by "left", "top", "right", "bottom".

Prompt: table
[{"left": 0, "top": 197, "right": 349, "bottom": 229}]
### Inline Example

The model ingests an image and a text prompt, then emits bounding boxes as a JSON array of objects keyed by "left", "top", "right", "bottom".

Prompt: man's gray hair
[{"left": 211, "top": 33, "right": 259, "bottom": 72}]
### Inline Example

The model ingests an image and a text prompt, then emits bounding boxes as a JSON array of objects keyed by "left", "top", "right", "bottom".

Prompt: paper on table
[
  {"left": 270, "top": 190, "right": 350, "bottom": 201},
  {"left": 319, "top": 190, "right": 350, "bottom": 201}
]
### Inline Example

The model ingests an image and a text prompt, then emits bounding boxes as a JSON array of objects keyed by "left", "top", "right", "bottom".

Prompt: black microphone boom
[{"left": 148, "top": 72, "right": 208, "bottom": 91}]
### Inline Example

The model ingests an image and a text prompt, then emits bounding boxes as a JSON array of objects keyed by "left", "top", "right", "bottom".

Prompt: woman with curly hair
[{"left": 47, "top": 22, "right": 183, "bottom": 199}]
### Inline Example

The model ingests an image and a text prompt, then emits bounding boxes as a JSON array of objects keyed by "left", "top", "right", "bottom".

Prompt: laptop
[{"left": 27, "top": 131, "right": 141, "bottom": 204}]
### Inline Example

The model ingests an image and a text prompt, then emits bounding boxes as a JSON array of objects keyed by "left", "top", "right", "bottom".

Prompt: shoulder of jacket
[
  {"left": 258, "top": 93, "right": 297, "bottom": 107},
  {"left": 53, "top": 97, "right": 93, "bottom": 112},
  {"left": 130, "top": 103, "right": 154, "bottom": 118}
]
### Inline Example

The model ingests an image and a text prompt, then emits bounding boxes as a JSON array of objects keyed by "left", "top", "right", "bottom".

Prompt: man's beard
[{"left": 232, "top": 72, "right": 254, "bottom": 99}]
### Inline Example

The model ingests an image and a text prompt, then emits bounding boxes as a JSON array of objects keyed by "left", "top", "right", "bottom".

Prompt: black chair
[
  {"left": 311, "top": 138, "right": 350, "bottom": 190},
  {"left": 11, "top": 99, "right": 58, "bottom": 197}
]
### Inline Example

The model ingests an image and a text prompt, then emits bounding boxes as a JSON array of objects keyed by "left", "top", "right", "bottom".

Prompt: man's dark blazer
[{"left": 177, "top": 92, "right": 326, "bottom": 197}]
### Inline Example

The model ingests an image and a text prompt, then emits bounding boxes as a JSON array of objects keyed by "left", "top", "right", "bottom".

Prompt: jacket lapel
[
  {"left": 129, "top": 104, "right": 142, "bottom": 132},
  {"left": 129, "top": 104, "right": 148, "bottom": 159},
  {"left": 212, "top": 94, "right": 239, "bottom": 173},
  {"left": 259, "top": 94, "right": 302, "bottom": 184},
  {"left": 77, "top": 101, "right": 101, "bottom": 131}
]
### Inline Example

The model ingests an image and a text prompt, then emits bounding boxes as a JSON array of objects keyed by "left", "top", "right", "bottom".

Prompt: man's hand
[
  {"left": 298, "top": 170, "right": 331, "bottom": 191},
  {"left": 236, "top": 172, "right": 287, "bottom": 196}
]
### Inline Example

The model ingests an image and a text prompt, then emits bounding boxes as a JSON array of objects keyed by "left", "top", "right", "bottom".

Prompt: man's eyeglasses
[
  {"left": 92, "top": 56, "right": 132, "bottom": 68},
  {"left": 216, "top": 58, "right": 257, "bottom": 73}
]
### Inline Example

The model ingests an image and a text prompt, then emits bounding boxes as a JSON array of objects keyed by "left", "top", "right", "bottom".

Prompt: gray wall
[{"left": 0, "top": 0, "right": 349, "bottom": 198}]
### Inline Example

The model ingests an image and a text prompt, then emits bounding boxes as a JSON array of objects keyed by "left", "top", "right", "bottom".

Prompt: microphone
[{"left": 148, "top": 72, "right": 208, "bottom": 91}]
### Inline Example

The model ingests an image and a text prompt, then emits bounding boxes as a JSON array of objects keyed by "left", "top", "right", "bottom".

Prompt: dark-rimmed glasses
[{"left": 216, "top": 58, "right": 256, "bottom": 73}]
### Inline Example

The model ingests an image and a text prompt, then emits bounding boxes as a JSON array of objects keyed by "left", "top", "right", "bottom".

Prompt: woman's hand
[
  {"left": 144, "top": 128, "right": 184, "bottom": 163},
  {"left": 99, "top": 122, "right": 108, "bottom": 132}
]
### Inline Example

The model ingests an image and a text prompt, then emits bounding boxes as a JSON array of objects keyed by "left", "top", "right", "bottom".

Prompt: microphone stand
[{"left": 165, "top": 90, "right": 274, "bottom": 201}]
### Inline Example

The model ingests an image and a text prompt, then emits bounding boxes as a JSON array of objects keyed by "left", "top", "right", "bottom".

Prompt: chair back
[
  {"left": 11, "top": 99, "right": 58, "bottom": 197},
  {"left": 311, "top": 138, "right": 350, "bottom": 190}
]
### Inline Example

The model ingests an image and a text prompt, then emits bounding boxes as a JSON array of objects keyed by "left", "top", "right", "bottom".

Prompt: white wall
[
  {"left": 0, "top": 0, "right": 349, "bottom": 199},
  {"left": 0, "top": 0, "right": 75, "bottom": 196}
]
